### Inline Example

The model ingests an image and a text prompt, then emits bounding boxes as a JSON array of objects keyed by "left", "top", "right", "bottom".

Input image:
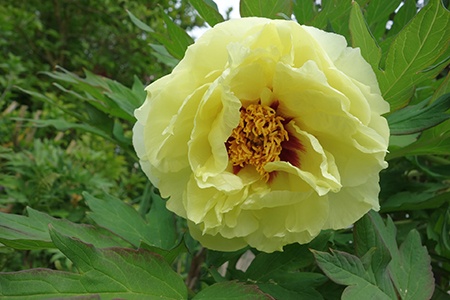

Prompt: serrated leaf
[
  {"left": 192, "top": 281, "right": 270, "bottom": 300},
  {"left": 353, "top": 213, "right": 397, "bottom": 298},
  {"left": 0, "top": 207, "right": 128, "bottom": 250},
  {"left": 240, "top": 0, "right": 292, "bottom": 19},
  {"left": 387, "top": 93, "right": 450, "bottom": 135},
  {"left": 313, "top": 249, "right": 391, "bottom": 300},
  {"left": 84, "top": 192, "right": 178, "bottom": 249},
  {"left": 379, "top": 0, "right": 450, "bottom": 110},
  {"left": 189, "top": 0, "right": 224, "bottom": 27},
  {"left": 0, "top": 229, "right": 187, "bottom": 299},
  {"left": 352, "top": 212, "right": 435, "bottom": 299},
  {"left": 349, "top": 1, "right": 381, "bottom": 73},
  {"left": 389, "top": 230, "right": 435, "bottom": 299}
]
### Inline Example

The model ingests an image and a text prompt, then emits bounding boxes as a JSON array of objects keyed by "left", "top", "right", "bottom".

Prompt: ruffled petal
[{"left": 324, "top": 174, "right": 381, "bottom": 229}]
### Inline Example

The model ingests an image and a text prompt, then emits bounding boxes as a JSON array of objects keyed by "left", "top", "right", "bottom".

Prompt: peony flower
[{"left": 133, "top": 17, "right": 389, "bottom": 253}]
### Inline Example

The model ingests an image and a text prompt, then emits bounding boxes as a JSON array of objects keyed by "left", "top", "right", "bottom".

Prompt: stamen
[{"left": 227, "top": 104, "right": 289, "bottom": 181}]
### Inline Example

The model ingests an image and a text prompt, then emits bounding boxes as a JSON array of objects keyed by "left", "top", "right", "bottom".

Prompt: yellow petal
[{"left": 324, "top": 174, "right": 381, "bottom": 229}]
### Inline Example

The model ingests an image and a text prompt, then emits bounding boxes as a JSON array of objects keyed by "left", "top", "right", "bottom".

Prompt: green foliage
[
  {"left": 0, "top": 0, "right": 203, "bottom": 93},
  {"left": 240, "top": 0, "right": 293, "bottom": 19},
  {"left": 0, "top": 229, "right": 188, "bottom": 300},
  {"left": 269, "top": 0, "right": 450, "bottom": 112},
  {"left": 314, "top": 212, "right": 435, "bottom": 299},
  {"left": 0, "top": 138, "right": 127, "bottom": 218},
  {"left": 378, "top": 0, "right": 450, "bottom": 110},
  {"left": 84, "top": 192, "right": 179, "bottom": 250},
  {"left": 349, "top": 1, "right": 382, "bottom": 74},
  {"left": 0, "top": 207, "right": 130, "bottom": 250},
  {"left": 17, "top": 66, "right": 147, "bottom": 160},
  {"left": 193, "top": 282, "right": 270, "bottom": 299},
  {"left": 189, "top": 0, "right": 225, "bottom": 26},
  {"left": 387, "top": 93, "right": 450, "bottom": 135}
]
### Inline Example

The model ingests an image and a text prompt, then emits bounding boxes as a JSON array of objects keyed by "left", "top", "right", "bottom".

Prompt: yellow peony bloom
[{"left": 133, "top": 17, "right": 390, "bottom": 253}]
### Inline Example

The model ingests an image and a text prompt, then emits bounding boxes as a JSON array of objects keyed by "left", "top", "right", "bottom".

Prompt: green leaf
[
  {"left": 45, "top": 67, "right": 141, "bottom": 122},
  {"left": 258, "top": 283, "right": 323, "bottom": 300},
  {"left": 379, "top": 0, "right": 450, "bottom": 110},
  {"left": 127, "top": 9, "right": 193, "bottom": 60},
  {"left": 349, "top": 1, "right": 381, "bottom": 73},
  {"left": 431, "top": 72, "right": 450, "bottom": 102},
  {"left": 145, "top": 189, "right": 179, "bottom": 250},
  {"left": 387, "top": 93, "right": 450, "bottom": 135},
  {"left": 84, "top": 192, "right": 178, "bottom": 249},
  {"left": 161, "top": 12, "right": 195, "bottom": 59},
  {"left": 353, "top": 212, "right": 397, "bottom": 298},
  {"left": 192, "top": 281, "right": 270, "bottom": 300},
  {"left": 387, "top": 119, "right": 450, "bottom": 159},
  {"left": 21, "top": 118, "right": 112, "bottom": 141},
  {"left": 310, "top": 0, "right": 353, "bottom": 41},
  {"left": 364, "top": 0, "right": 402, "bottom": 39},
  {"left": 0, "top": 229, "right": 188, "bottom": 299},
  {"left": 235, "top": 234, "right": 329, "bottom": 297},
  {"left": 140, "top": 239, "right": 188, "bottom": 264},
  {"left": 258, "top": 273, "right": 326, "bottom": 299},
  {"left": 361, "top": 212, "right": 399, "bottom": 258},
  {"left": 244, "top": 232, "right": 330, "bottom": 283},
  {"left": 189, "top": 0, "right": 225, "bottom": 27},
  {"left": 389, "top": 230, "right": 435, "bottom": 299},
  {"left": 240, "top": 0, "right": 292, "bottom": 19},
  {"left": 381, "top": 190, "right": 450, "bottom": 212},
  {"left": 126, "top": 9, "right": 154, "bottom": 32},
  {"left": 312, "top": 249, "right": 391, "bottom": 300},
  {"left": 354, "top": 212, "right": 435, "bottom": 299},
  {"left": 387, "top": 0, "right": 417, "bottom": 38},
  {"left": 244, "top": 244, "right": 314, "bottom": 281},
  {"left": 428, "top": 207, "right": 450, "bottom": 258},
  {"left": 292, "top": 0, "right": 317, "bottom": 25},
  {"left": 150, "top": 43, "right": 180, "bottom": 67},
  {"left": 0, "top": 207, "right": 128, "bottom": 250}
]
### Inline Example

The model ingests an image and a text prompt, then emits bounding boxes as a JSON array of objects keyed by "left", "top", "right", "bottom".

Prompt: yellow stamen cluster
[{"left": 227, "top": 104, "right": 289, "bottom": 181}]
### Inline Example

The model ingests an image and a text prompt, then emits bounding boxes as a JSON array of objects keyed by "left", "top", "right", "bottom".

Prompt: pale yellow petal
[
  {"left": 188, "top": 221, "right": 248, "bottom": 252},
  {"left": 324, "top": 174, "right": 381, "bottom": 229},
  {"left": 188, "top": 82, "right": 241, "bottom": 189},
  {"left": 303, "top": 25, "right": 347, "bottom": 61},
  {"left": 265, "top": 123, "right": 341, "bottom": 195}
]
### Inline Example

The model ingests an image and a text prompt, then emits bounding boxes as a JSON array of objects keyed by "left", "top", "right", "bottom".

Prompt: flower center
[{"left": 227, "top": 104, "right": 289, "bottom": 182}]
